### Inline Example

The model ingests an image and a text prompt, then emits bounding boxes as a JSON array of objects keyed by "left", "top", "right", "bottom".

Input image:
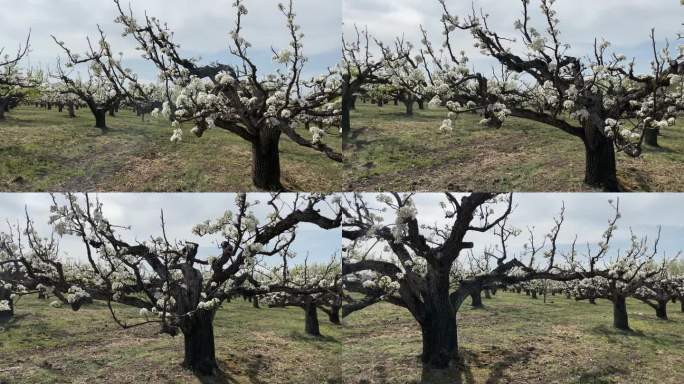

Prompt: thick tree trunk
[
  {"left": 531, "top": 290, "right": 538, "bottom": 299},
  {"left": 404, "top": 97, "right": 414, "bottom": 116},
  {"left": 341, "top": 84, "right": 352, "bottom": 145},
  {"left": 304, "top": 301, "right": 321, "bottom": 336},
  {"left": 252, "top": 296, "right": 260, "bottom": 309},
  {"left": 0, "top": 99, "right": 7, "bottom": 119},
  {"left": 182, "top": 311, "right": 218, "bottom": 375},
  {"left": 328, "top": 305, "right": 341, "bottom": 325},
  {"left": 583, "top": 132, "right": 619, "bottom": 192},
  {"left": 644, "top": 127, "right": 659, "bottom": 147},
  {"left": 92, "top": 108, "right": 107, "bottom": 131},
  {"left": 58, "top": 103, "right": 64, "bottom": 113},
  {"left": 612, "top": 294, "right": 629, "bottom": 331},
  {"left": 484, "top": 289, "right": 492, "bottom": 299},
  {"left": 655, "top": 300, "right": 668, "bottom": 320},
  {"left": 470, "top": 289, "right": 483, "bottom": 308},
  {"left": 67, "top": 103, "right": 76, "bottom": 118},
  {"left": 0, "top": 287, "right": 13, "bottom": 322},
  {"left": 680, "top": 297, "right": 684, "bottom": 313},
  {"left": 421, "top": 268, "right": 458, "bottom": 370},
  {"left": 251, "top": 128, "right": 283, "bottom": 191},
  {"left": 350, "top": 95, "right": 357, "bottom": 110},
  {"left": 589, "top": 297, "right": 596, "bottom": 305}
]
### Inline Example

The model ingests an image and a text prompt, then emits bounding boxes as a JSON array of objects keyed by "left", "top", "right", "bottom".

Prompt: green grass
[
  {"left": 2, "top": 293, "right": 682, "bottom": 383},
  {"left": 342, "top": 291, "right": 684, "bottom": 384},
  {"left": 0, "top": 106, "right": 342, "bottom": 192},
  {"left": 0, "top": 296, "right": 342, "bottom": 384},
  {"left": 344, "top": 103, "right": 684, "bottom": 191}
]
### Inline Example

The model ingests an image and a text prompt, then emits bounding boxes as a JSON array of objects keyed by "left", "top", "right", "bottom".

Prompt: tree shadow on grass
[
  {"left": 418, "top": 347, "right": 536, "bottom": 384},
  {"left": 589, "top": 324, "right": 683, "bottom": 348},
  {"left": 576, "top": 365, "right": 629, "bottom": 384},
  {"left": 288, "top": 331, "right": 340, "bottom": 344},
  {"left": 0, "top": 313, "right": 28, "bottom": 330},
  {"left": 194, "top": 367, "right": 242, "bottom": 384}
]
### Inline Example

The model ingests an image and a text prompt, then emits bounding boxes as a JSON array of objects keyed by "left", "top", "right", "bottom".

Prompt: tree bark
[
  {"left": 531, "top": 290, "right": 538, "bottom": 299},
  {"left": 404, "top": 96, "right": 414, "bottom": 116},
  {"left": 0, "top": 286, "right": 13, "bottom": 322},
  {"left": 680, "top": 297, "right": 684, "bottom": 313},
  {"left": 341, "top": 81, "right": 352, "bottom": 145},
  {"left": 643, "top": 127, "right": 659, "bottom": 147},
  {"left": 67, "top": 103, "right": 76, "bottom": 118},
  {"left": 0, "top": 99, "right": 7, "bottom": 120},
  {"left": 251, "top": 128, "right": 283, "bottom": 191},
  {"left": 182, "top": 311, "right": 218, "bottom": 375},
  {"left": 470, "top": 289, "right": 483, "bottom": 308},
  {"left": 304, "top": 300, "right": 321, "bottom": 336},
  {"left": 92, "top": 108, "right": 107, "bottom": 131},
  {"left": 421, "top": 268, "right": 458, "bottom": 369},
  {"left": 252, "top": 296, "right": 260, "bottom": 309},
  {"left": 589, "top": 297, "right": 596, "bottom": 305},
  {"left": 583, "top": 133, "right": 619, "bottom": 192},
  {"left": 328, "top": 305, "right": 341, "bottom": 325},
  {"left": 655, "top": 300, "right": 668, "bottom": 320},
  {"left": 612, "top": 294, "right": 629, "bottom": 331},
  {"left": 484, "top": 289, "right": 492, "bottom": 299}
]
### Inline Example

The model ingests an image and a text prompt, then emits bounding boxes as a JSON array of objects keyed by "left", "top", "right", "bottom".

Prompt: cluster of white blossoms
[
  {"left": 0, "top": 300, "right": 10, "bottom": 311},
  {"left": 196, "top": 298, "right": 221, "bottom": 311},
  {"left": 439, "top": 119, "right": 453, "bottom": 132},
  {"left": 66, "top": 285, "right": 90, "bottom": 305}
]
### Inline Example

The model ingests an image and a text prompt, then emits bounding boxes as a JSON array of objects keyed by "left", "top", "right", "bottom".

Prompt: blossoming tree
[
  {"left": 51, "top": 25, "right": 146, "bottom": 131},
  {"left": 261, "top": 254, "right": 342, "bottom": 336},
  {"left": 0, "top": 33, "right": 33, "bottom": 120},
  {"left": 113, "top": 0, "right": 342, "bottom": 190},
  {"left": 40, "top": 192, "right": 340, "bottom": 376},
  {"left": 572, "top": 210, "right": 664, "bottom": 330},
  {"left": 341, "top": 192, "right": 604, "bottom": 371},
  {"left": 422, "top": 0, "right": 684, "bottom": 191},
  {"left": 341, "top": 26, "right": 388, "bottom": 141}
]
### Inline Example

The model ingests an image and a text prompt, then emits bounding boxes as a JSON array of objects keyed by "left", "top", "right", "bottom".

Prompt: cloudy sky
[
  {"left": 0, "top": 193, "right": 341, "bottom": 267},
  {"left": 344, "top": 0, "right": 683, "bottom": 72},
  {"left": 349, "top": 193, "right": 684, "bottom": 268},
  {"left": 0, "top": 0, "right": 341, "bottom": 81}
]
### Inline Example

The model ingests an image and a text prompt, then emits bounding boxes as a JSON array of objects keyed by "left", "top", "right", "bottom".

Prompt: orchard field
[
  {"left": 3, "top": 291, "right": 683, "bottom": 384},
  {"left": 0, "top": 107, "right": 342, "bottom": 192},
  {"left": 344, "top": 103, "right": 684, "bottom": 192},
  {"left": 342, "top": 291, "right": 684, "bottom": 384},
  {"left": 0, "top": 296, "right": 343, "bottom": 384}
]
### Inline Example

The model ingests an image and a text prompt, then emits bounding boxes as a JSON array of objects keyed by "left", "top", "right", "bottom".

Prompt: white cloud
[
  {"left": 348, "top": 193, "right": 684, "bottom": 267},
  {"left": 344, "top": 0, "right": 682, "bottom": 72},
  {"left": 0, "top": 193, "right": 340, "bottom": 267},
  {"left": 1, "top": 0, "right": 341, "bottom": 80}
]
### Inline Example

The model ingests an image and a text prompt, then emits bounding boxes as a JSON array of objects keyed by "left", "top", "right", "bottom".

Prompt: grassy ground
[
  {"left": 342, "top": 291, "right": 684, "bottom": 384},
  {"left": 2, "top": 293, "right": 682, "bottom": 383},
  {"left": 0, "top": 296, "right": 342, "bottom": 384},
  {"left": 344, "top": 103, "right": 684, "bottom": 191},
  {"left": 0, "top": 106, "right": 341, "bottom": 192}
]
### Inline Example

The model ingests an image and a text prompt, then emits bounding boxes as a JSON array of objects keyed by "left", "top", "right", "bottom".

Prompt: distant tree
[
  {"left": 51, "top": 26, "right": 146, "bottom": 131},
  {"left": 0, "top": 33, "right": 32, "bottom": 120},
  {"left": 261, "top": 254, "right": 342, "bottom": 336}
]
